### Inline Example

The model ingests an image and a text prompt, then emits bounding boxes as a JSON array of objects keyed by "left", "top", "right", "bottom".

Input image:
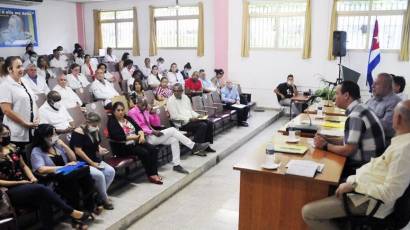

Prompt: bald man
[
  {"left": 367, "top": 73, "right": 401, "bottom": 144},
  {"left": 303, "top": 100, "right": 410, "bottom": 230}
]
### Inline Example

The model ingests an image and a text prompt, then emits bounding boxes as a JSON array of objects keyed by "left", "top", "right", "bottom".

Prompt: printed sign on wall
[{"left": 0, "top": 7, "right": 38, "bottom": 47}]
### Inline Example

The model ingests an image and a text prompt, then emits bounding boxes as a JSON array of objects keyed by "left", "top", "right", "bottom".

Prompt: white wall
[
  {"left": 82, "top": 0, "right": 215, "bottom": 75},
  {"left": 228, "top": 0, "right": 410, "bottom": 108},
  {"left": 0, "top": 0, "right": 78, "bottom": 57}
]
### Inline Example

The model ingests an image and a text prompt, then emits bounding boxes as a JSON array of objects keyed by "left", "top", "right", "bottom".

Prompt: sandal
[{"left": 71, "top": 219, "right": 88, "bottom": 230}]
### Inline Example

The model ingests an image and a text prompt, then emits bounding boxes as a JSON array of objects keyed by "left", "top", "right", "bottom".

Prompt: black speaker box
[{"left": 332, "top": 31, "right": 347, "bottom": 57}]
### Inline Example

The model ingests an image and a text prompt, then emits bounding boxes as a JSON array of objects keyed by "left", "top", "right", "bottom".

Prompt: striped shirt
[
  {"left": 344, "top": 100, "right": 386, "bottom": 164},
  {"left": 155, "top": 86, "right": 173, "bottom": 99}
]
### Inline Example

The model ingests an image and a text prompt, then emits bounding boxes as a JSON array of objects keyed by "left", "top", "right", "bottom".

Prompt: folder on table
[
  {"left": 274, "top": 144, "right": 308, "bottom": 155},
  {"left": 322, "top": 121, "right": 344, "bottom": 129}
]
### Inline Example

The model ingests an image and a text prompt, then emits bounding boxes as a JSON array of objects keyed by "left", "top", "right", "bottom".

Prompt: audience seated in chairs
[
  {"left": 211, "top": 69, "right": 225, "bottom": 92},
  {"left": 199, "top": 69, "right": 216, "bottom": 93},
  {"left": 107, "top": 102, "right": 162, "bottom": 184},
  {"left": 89, "top": 68, "right": 119, "bottom": 108},
  {"left": 67, "top": 63, "right": 90, "bottom": 90},
  {"left": 303, "top": 100, "right": 410, "bottom": 230},
  {"left": 167, "top": 83, "right": 215, "bottom": 153},
  {"left": 81, "top": 54, "right": 95, "bottom": 81},
  {"left": 181, "top": 62, "right": 192, "bottom": 80},
  {"left": 0, "top": 124, "right": 92, "bottom": 230},
  {"left": 49, "top": 48, "right": 67, "bottom": 70},
  {"left": 128, "top": 96, "right": 209, "bottom": 174},
  {"left": 366, "top": 73, "right": 402, "bottom": 144},
  {"left": 274, "top": 74, "right": 302, "bottom": 116},
  {"left": 21, "top": 63, "right": 50, "bottom": 95},
  {"left": 155, "top": 77, "right": 173, "bottom": 105},
  {"left": 167, "top": 63, "right": 185, "bottom": 87},
  {"left": 185, "top": 71, "right": 203, "bottom": 97},
  {"left": 70, "top": 112, "right": 115, "bottom": 210},
  {"left": 104, "top": 47, "right": 118, "bottom": 63},
  {"left": 147, "top": 65, "right": 161, "bottom": 90},
  {"left": 221, "top": 81, "right": 249, "bottom": 127},
  {"left": 53, "top": 70, "right": 84, "bottom": 109},
  {"left": 314, "top": 81, "right": 386, "bottom": 177},
  {"left": 39, "top": 91, "right": 74, "bottom": 134},
  {"left": 30, "top": 124, "right": 101, "bottom": 217},
  {"left": 393, "top": 75, "right": 407, "bottom": 101}
]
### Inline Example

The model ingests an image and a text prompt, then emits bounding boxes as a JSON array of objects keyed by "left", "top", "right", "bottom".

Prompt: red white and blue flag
[{"left": 366, "top": 19, "right": 380, "bottom": 92}]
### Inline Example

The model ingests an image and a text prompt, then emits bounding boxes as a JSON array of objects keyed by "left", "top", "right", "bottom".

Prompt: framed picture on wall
[{"left": 0, "top": 7, "right": 38, "bottom": 47}]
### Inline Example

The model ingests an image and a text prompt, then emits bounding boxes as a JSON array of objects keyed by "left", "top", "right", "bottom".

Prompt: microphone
[
  {"left": 320, "top": 78, "right": 337, "bottom": 86},
  {"left": 286, "top": 113, "right": 319, "bottom": 134}
]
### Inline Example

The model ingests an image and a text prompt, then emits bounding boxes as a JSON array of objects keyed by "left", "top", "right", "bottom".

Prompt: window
[
  {"left": 100, "top": 10, "right": 133, "bottom": 49},
  {"left": 336, "top": 0, "right": 408, "bottom": 50},
  {"left": 154, "top": 6, "right": 199, "bottom": 48},
  {"left": 249, "top": 1, "right": 307, "bottom": 49}
]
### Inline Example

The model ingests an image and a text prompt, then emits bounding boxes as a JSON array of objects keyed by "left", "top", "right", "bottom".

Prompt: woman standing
[{"left": 0, "top": 56, "right": 39, "bottom": 151}]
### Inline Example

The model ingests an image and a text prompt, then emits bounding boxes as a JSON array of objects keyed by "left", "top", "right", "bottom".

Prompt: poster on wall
[{"left": 0, "top": 7, "right": 38, "bottom": 47}]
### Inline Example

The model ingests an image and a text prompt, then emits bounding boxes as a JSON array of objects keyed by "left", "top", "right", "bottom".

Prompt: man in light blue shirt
[
  {"left": 199, "top": 69, "right": 216, "bottom": 93},
  {"left": 220, "top": 81, "right": 249, "bottom": 127}
]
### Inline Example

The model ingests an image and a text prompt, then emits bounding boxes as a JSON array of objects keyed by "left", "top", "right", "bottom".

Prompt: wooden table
[
  {"left": 305, "top": 103, "right": 345, "bottom": 116},
  {"left": 234, "top": 134, "right": 346, "bottom": 230},
  {"left": 278, "top": 113, "right": 347, "bottom": 138},
  {"left": 290, "top": 95, "right": 312, "bottom": 120}
]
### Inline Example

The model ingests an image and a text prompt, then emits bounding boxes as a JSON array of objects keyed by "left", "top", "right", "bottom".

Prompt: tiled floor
[{"left": 128, "top": 117, "right": 289, "bottom": 230}]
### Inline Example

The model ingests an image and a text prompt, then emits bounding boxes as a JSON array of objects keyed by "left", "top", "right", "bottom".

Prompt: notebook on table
[{"left": 274, "top": 144, "right": 308, "bottom": 155}]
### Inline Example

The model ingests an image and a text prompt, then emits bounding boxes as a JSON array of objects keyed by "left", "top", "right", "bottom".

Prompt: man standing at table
[
  {"left": 274, "top": 74, "right": 301, "bottom": 116},
  {"left": 303, "top": 100, "right": 410, "bottom": 230},
  {"left": 314, "top": 81, "right": 386, "bottom": 176}
]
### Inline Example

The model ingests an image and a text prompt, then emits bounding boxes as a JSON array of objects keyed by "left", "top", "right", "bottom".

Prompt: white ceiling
[{"left": 53, "top": 0, "right": 112, "bottom": 3}]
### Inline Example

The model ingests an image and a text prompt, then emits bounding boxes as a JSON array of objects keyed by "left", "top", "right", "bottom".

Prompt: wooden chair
[
  {"left": 192, "top": 96, "right": 224, "bottom": 134},
  {"left": 66, "top": 106, "right": 86, "bottom": 128},
  {"left": 74, "top": 85, "right": 92, "bottom": 104},
  {"left": 35, "top": 93, "right": 47, "bottom": 108}
]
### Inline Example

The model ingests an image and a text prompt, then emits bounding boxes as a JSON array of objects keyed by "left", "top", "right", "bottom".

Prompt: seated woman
[
  {"left": 147, "top": 65, "right": 161, "bottom": 90},
  {"left": 70, "top": 112, "right": 115, "bottom": 210},
  {"left": 130, "top": 78, "right": 145, "bottom": 98},
  {"left": 30, "top": 124, "right": 102, "bottom": 215},
  {"left": 155, "top": 77, "right": 173, "bottom": 106},
  {"left": 97, "top": 63, "right": 114, "bottom": 82},
  {"left": 81, "top": 54, "right": 95, "bottom": 81},
  {"left": 0, "top": 124, "right": 92, "bottom": 230},
  {"left": 107, "top": 102, "right": 162, "bottom": 184}
]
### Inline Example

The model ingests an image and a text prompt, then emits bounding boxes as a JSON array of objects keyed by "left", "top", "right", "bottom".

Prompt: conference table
[
  {"left": 305, "top": 103, "right": 346, "bottom": 116},
  {"left": 233, "top": 134, "right": 346, "bottom": 230}
]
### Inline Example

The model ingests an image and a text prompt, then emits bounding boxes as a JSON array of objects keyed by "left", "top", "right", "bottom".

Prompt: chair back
[
  {"left": 191, "top": 96, "right": 204, "bottom": 111},
  {"left": 211, "top": 91, "right": 222, "bottom": 104},
  {"left": 145, "top": 90, "right": 155, "bottom": 105},
  {"left": 66, "top": 106, "right": 86, "bottom": 128},
  {"left": 48, "top": 77, "right": 58, "bottom": 89},
  {"left": 202, "top": 94, "right": 217, "bottom": 117},
  {"left": 120, "top": 80, "right": 128, "bottom": 94},
  {"left": 74, "top": 85, "right": 92, "bottom": 104},
  {"left": 113, "top": 81, "right": 123, "bottom": 95},
  {"left": 35, "top": 93, "right": 47, "bottom": 108},
  {"left": 156, "top": 106, "right": 170, "bottom": 128},
  {"left": 106, "top": 62, "right": 116, "bottom": 73},
  {"left": 389, "top": 183, "right": 410, "bottom": 229}
]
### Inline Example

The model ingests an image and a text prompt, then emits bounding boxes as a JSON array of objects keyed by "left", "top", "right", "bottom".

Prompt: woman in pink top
[{"left": 127, "top": 96, "right": 209, "bottom": 174}]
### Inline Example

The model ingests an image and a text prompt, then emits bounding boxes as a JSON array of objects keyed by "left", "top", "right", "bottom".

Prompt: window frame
[
  {"left": 100, "top": 9, "right": 134, "bottom": 49},
  {"left": 154, "top": 5, "right": 199, "bottom": 49},
  {"left": 336, "top": 0, "right": 407, "bottom": 51},
  {"left": 248, "top": 1, "right": 307, "bottom": 50}
]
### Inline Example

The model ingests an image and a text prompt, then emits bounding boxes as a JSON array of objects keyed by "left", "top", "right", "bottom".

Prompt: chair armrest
[
  {"left": 204, "top": 106, "right": 217, "bottom": 110},
  {"left": 170, "top": 119, "right": 185, "bottom": 128},
  {"left": 194, "top": 110, "right": 208, "bottom": 115},
  {"left": 343, "top": 192, "right": 384, "bottom": 218}
]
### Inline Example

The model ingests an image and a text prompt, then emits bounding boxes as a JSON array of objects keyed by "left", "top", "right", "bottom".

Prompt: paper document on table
[
  {"left": 322, "top": 121, "right": 344, "bottom": 129},
  {"left": 275, "top": 144, "right": 308, "bottom": 155},
  {"left": 286, "top": 160, "right": 325, "bottom": 178},
  {"left": 319, "top": 129, "right": 344, "bottom": 137},
  {"left": 231, "top": 104, "right": 246, "bottom": 109}
]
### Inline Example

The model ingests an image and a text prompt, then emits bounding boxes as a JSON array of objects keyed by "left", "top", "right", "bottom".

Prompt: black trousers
[
  {"left": 181, "top": 120, "right": 213, "bottom": 144},
  {"left": 224, "top": 104, "right": 249, "bottom": 124},
  {"left": 7, "top": 183, "right": 73, "bottom": 230},
  {"left": 118, "top": 143, "right": 159, "bottom": 176}
]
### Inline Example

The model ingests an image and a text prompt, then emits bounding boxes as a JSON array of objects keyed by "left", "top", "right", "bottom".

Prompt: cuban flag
[{"left": 366, "top": 19, "right": 380, "bottom": 92}]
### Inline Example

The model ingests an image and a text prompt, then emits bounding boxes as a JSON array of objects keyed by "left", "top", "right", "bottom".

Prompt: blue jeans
[{"left": 89, "top": 161, "right": 115, "bottom": 202}]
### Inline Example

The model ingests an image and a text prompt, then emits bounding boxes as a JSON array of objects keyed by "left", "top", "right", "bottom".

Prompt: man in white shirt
[
  {"left": 21, "top": 64, "right": 50, "bottom": 95},
  {"left": 49, "top": 49, "right": 67, "bottom": 70},
  {"left": 66, "top": 63, "right": 90, "bottom": 90},
  {"left": 167, "top": 83, "right": 215, "bottom": 153},
  {"left": 121, "top": 59, "right": 134, "bottom": 82},
  {"left": 303, "top": 100, "right": 410, "bottom": 230},
  {"left": 39, "top": 91, "right": 74, "bottom": 134},
  {"left": 142, "top": 58, "right": 151, "bottom": 77},
  {"left": 53, "top": 71, "right": 83, "bottom": 109},
  {"left": 104, "top": 47, "right": 118, "bottom": 63},
  {"left": 89, "top": 68, "right": 119, "bottom": 107}
]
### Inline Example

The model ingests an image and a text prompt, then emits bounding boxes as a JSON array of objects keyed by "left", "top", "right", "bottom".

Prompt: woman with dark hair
[
  {"left": 129, "top": 69, "right": 148, "bottom": 90},
  {"left": 22, "top": 43, "right": 34, "bottom": 62},
  {"left": 22, "top": 50, "right": 38, "bottom": 69},
  {"left": 30, "top": 124, "right": 100, "bottom": 215},
  {"left": 147, "top": 65, "right": 161, "bottom": 89},
  {"left": 0, "top": 56, "right": 39, "bottom": 151},
  {"left": 66, "top": 63, "right": 90, "bottom": 90},
  {"left": 118, "top": 52, "right": 130, "bottom": 71},
  {"left": 75, "top": 50, "right": 85, "bottom": 65},
  {"left": 73, "top": 43, "right": 83, "bottom": 57},
  {"left": 97, "top": 63, "right": 114, "bottom": 82},
  {"left": 155, "top": 77, "right": 173, "bottom": 105},
  {"left": 156, "top": 57, "right": 166, "bottom": 76},
  {"left": 167, "top": 63, "right": 184, "bottom": 86},
  {"left": 107, "top": 102, "right": 162, "bottom": 184},
  {"left": 70, "top": 112, "right": 115, "bottom": 210},
  {"left": 211, "top": 69, "right": 225, "bottom": 91},
  {"left": 121, "top": 59, "right": 134, "bottom": 83},
  {"left": 130, "top": 78, "right": 145, "bottom": 98},
  {"left": 37, "top": 55, "right": 54, "bottom": 82},
  {"left": 181, "top": 62, "right": 192, "bottom": 80},
  {"left": 81, "top": 54, "right": 95, "bottom": 81},
  {"left": 0, "top": 124, "right": 92, "bottom": 230}
]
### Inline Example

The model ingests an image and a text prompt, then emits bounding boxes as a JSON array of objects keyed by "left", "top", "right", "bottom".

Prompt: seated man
[
  {"left": 199, "top": 69, "right": 216, "bottom": 93},
  {"left": 314, "top": 81, "right": 386, "bottom": 176},
  {"left": 274, "top": 74, "right": 302, "bottom": 116},
  {"left": 167, "top": 83, "right": 215, "bottom": 153},
  {"left": 39, "top": 91, "right": 74, "bottom": 134},
  {"left": 303, "top": 100, "right": 410, "bottom": 230},
  {"left": 53, "top": 70, "right": 83, "bottom": 109},
  {"left": 392, "top": 75, "right": 407, "bottom": 101},
  {"left": 366, "top": 73, "right": 401, "bottom": 144},
  {"left": 104, "top": 47, "right": 118, "bottom": 63},
  {"left": 21, "top": 64, "right": 50, "bottom": 96},
  {"left": 221, "top": 81, "right": 249, "bottom": 127},
  {"left": 121, "top": 59, "right": 134, "bottom": 82},
  {"left": 49, "top": 48, "right": 67, "bottom": 70},
  {"left": 184, "top": 71, "right": 203, "bottom": 97},
  {"left": 66, "top": 63, "right": 90, "bottom": 90},
  {"left": 89, "top": 68, "right": 119, "bottom": 108}
]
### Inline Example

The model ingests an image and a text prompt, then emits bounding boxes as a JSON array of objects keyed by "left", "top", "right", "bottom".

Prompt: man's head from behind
[
  {"left": 372, "top": 73, "right": 393, "bottom": 97},
  {"left": 393, "top": 75, "right": 406, "bottom": 94},
  {"left": 47, "top": 90, "right": 62, "bottom": 110},
  {"left": 173, "top": 83, "right": 184, "bottom": 99},
  {"left": 335, "top": 81, "right": 361, "bottom": 109},
  {"left": 393, "top": 100, "right": 410, "bottom": 135}
]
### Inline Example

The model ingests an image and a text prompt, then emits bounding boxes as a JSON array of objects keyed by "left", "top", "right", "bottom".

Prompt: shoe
[
  {"left": 193, "top": 151, "right": 207, "bottom": 157},
  {"left": 240, "top": 122, "right": 249, "bottom": 127},
  {"left": 103, "top": 202, "right": 114, "bottom": 210},
  {"left": 173, "top": 165, "right": 189, "bottom": 174},
  {"left": 148, "top": 176, "right": 163, "bottom": 185},
  {"left": 205, "top": 146, "right": 216, "bottom": 153},
  {"left": 192, "top": 142, "right": 209, "bottom": 155}
]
